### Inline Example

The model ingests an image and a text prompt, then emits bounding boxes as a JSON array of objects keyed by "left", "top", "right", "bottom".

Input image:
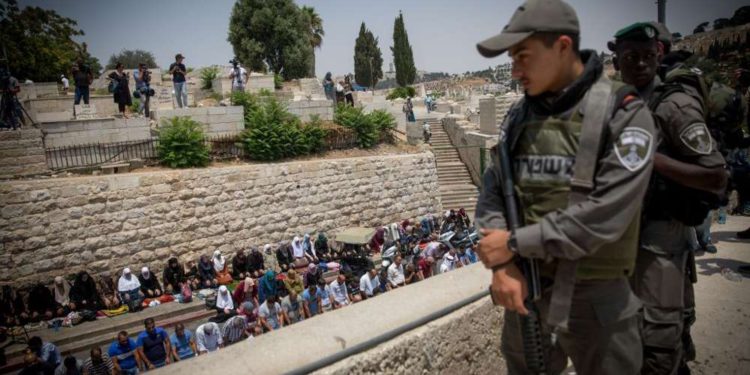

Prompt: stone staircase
[{"left": 426, "top": 118, "right": 479, "bottom": 214}]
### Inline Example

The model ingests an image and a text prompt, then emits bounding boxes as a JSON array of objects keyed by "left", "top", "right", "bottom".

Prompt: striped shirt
[
  {"left": 222, "top": 316, "right": 247, "bottom": 344},
  {"left": 82, "top": 353, "right": 114, "bottom": 375}
]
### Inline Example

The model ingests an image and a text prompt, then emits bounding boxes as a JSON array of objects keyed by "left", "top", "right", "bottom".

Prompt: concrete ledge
[
  {"left": 154, "top": 106, "right": 244, "bottom": 136},
  {"left": 158, "top": 263, "right": 501, "bottom": 375}
]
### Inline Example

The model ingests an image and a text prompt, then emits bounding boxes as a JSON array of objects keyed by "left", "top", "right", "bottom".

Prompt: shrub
[
  {"left": 386, "top": 86, "right": 416, "bottom": 100},
  {"left": 157, "top": 117, "right": 210, "bottom": 168},
  {"left": 230, "top": 91, "right": 262, "bottom": 120},
  {"left": 200, "top": 66, "right": 220, "bottom": 90},
  {"left": 274, "top": 74, "right": 283, "bottom": 89},
  {"left": 369, "top": 109, "right": 396, "bottom": 143},
  {"left": 129, "top": 98, "right": 140, "bottom": 114},
  {"left": 334, "top": 104, "right": 379, "bottom": 148}
]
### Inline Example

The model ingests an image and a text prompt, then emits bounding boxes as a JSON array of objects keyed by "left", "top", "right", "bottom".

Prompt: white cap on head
[
  {"left": 141, "top": 267, "right": 149, "bottom": 274},
  {"left": 219, "top": 285, "right": 228, "bottom": 293},
  {"left": 123, "top": 268, "right": 131, "bottom": 274}
]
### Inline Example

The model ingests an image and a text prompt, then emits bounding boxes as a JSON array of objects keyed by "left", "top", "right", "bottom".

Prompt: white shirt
[
  {"left": 61, "top": 77, "right": 69, "bottom": 89},
  {"left": 359, "top": 273, "right": 381, "bottom": 297},
  {"left": 329, "top": 279, "right": 349, "bottom": 305},
  {"left": 387, "top": 263, "right": 405, "bottom": 286},
  {"left": 117, "top": 274, "right": 140, "bottom": 292},
  {"left": 216, "top": 291, "right": 234, "bottom": 310},
  {"left": 195, "top": 323, "right": 223, "bottom": 352},
  {"left": 231, "top": 67, "right": 248, "bottom": 88}
]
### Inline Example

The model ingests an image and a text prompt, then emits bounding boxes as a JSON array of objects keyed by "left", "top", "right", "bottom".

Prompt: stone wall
[
  {"left": 287, "top": 100, "right": 334, "bottom": 122},
  {"left": 0, "top": 128, "right": 48, "bottom": 178},
  {"left": 24, "top": 96, "right": 118, "bottom": 122},
  {"left": 443, "top": 115, "right": 498, "bottom": 186},
  {"left": 41, "top": 118, "right": 151, "bottom": 147},
  {"left": 0, "top": 153, "right": 441, "bottom": 286},
  {"left": 154, "top": 106, "right": 244, "bottom": 137},
  {"left": 212, "top": 74, "right": 275, "bottom": 96}
]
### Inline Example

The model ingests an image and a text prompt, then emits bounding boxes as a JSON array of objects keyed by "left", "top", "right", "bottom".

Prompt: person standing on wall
[
  {"left": 169, "top": 54, "right": 188, "bottom": 108},
  {"left": 72, "top": 58, "right": 93, "bottom": 105}
]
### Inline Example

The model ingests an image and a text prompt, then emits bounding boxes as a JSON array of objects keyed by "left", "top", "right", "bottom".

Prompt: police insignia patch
[
  {"left": 679, "top": 122, "right": 712, "bottom": 155},
  {"left": 614, "top": 127, "right": 653, "bottom": 172}
]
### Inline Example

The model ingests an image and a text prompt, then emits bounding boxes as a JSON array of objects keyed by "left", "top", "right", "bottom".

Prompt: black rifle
[{"left": 497, "top": 138, "right": 547, "bottom": 374}]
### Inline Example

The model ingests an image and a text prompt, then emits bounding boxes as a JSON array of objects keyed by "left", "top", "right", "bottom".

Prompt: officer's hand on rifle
[
  {"left": 477, "top": 229, "right": 513, "bottom": 268},
  {"left": 479, "top": 228, "right": 529, "bottom": 315}
]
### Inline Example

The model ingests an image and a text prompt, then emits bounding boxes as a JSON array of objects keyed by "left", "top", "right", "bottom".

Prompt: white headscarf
[
  {"left": 118, "top": 268, "right": 141, "bottom": 292},
  {"left": 216, "top": 285, "right": 234, "bottom": 310},
  {"left": 292, "top": 236, "right": 304, "bottom": 258},
  {"left": 141, "top": 266, "right": 151, "bottom": 280},
  {"left": 213, "top": 250, "right": 226, "bottom": 272},
  {"left": 53, "top": 276, "right": 70, "bottom": 305}
]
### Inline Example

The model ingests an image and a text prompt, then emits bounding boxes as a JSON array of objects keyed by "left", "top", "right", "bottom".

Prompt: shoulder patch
[
  {"left": 614, "top": 127, "right": 653, "bottom": 172},
  {"left": 679, "top": 122, "right": 712, "bottom": 155}
]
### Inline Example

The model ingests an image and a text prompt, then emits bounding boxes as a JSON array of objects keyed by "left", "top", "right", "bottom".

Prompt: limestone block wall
[
  {"left": 154, "top": 106, "right": 244, "bottom": 137},
  {"left": 287, "top": 100, "right": 334, "bottom": 122},
  {"left": 0, "top": 153, "right": 442, "bottom": 286},
  {"left": 212, "top": 74, "right": 276, "bottom": 96},
  {"left": 41, "top": 118, "right": 151, "bottom": 147},
  {"left": 443, "top": 115, "right": 498, "bottom": 186},
  {"left": 34, "top": 82, "right": 60, "bottom": 98},
  {"left": 0, "top": 129, "right": 48, "bottom": 178},
  {"left": 24, "top": 96, "right": 118, "bottom": 122}
]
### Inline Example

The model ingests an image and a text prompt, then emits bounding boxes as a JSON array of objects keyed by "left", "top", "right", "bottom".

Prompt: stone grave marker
[
  {"left": 74, "top": 104, "right": 98, "bottom": 119},
  {"left": 156, "top": 86, "right": 174, "bottom": 110}
]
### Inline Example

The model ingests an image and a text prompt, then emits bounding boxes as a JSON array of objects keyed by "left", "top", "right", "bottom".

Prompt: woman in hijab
[
  {"left": 231, "top": 250, "right": 249, "bottom": 280},
  {"left": 118, "top": 268, "right": 143, "bottom": 307},
  {"left": 212, "top": 285, "right": 236, "bottom": 323},
  {"left": 248, "top": 246, "right": 265, "bottom": 279},
  {"left": 97, "top": 271, "right": 121, "bottom": 310},
  {"left": 1, "top": 285, "right": 28, "bottom": 326},
  {"left": 27, "top": 282, "right": 57, "bottom": 320},
  {"left": 53, "top": 276, "right": 73, "bottom": 313},
  {"left": 198, "top": 255, "right": 217, "bottom": 288},
  {"left": 138, "top": 267, "right": 163, "bottom": 298},
  {"left": 163, "top": 257, "right": 187, "bottom": 294},
  {"left": 283, "top": 269, "right": 304, "bottom": 296},
  {"left": 70, "top": 271, "right": 101, "bottom": 311},
  {"left": 232, "top": 277, "right": 258, "bottom": 308},
  {"left": 292, "top": 236, "right": 305, "bottom": 260},
  {"left": 369, "top": 228, "right": 386, "bottom": 253},
  {"left": 315, "top": 233, "right": 330, "bottom": 260},
  {"left": 213, "top": 250, "right": 232, "bottom": 285},
  {"left": 258, "top": 270, "right": 277, "bottom": 303},
  {"left": 275, "top": 242, "right": 294, "bottom": 272},
  {"left": 304, "top": 264, "right": 324, "bottom": 288},
  {"left": 302, "top": 234, "right": 319, "bottom": 263}
]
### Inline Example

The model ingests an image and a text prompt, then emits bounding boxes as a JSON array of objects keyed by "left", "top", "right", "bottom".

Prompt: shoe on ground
[{"left": 703, "top": 244, "right": 717, "bottom": 254}]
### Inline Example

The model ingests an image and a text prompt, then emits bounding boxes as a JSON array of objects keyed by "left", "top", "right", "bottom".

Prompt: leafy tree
[
  {"left": 391, "top": 11, "right": 416, "bottom": 86},
  {"left": 354, "top": 22, "right": 384, "bottom": 88},
  {"left": 157, "top": 117, "right": 211, "bottom": 168},
  {"left": 731, "top": 6, "right": 750, "bottom": 26},
  {"left": 713, "top": 18, "right": 733, "bottom": 31},
  {"left": 106, "top": 49, "right": 158, "bottom": 69},
  {"left": 227, "top": 0, "right": 313, "bottom": 80},
  {"left": 0, "top": 0, "right": 101, "bottom": 81},
  {"left": 301, "top": 6, "right": 324, "bottom": 78},
  {"left": 693, "top": 21, "right": 709, "bottom": 34}
]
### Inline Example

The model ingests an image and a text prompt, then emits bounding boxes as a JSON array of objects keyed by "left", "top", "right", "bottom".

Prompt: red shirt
[{"left": 418, "top": 259, "right": 433, "bottom": 279}]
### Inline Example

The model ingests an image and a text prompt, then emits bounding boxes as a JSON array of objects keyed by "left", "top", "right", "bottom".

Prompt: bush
[
  {"left": 386, "top": 86, "right": 416, "bottom": 100},
  {"left": 230, "top": 91, "right": 263, "bottom": 119},
  {"left": 200, "top": 66, "right": 220, "bottom": 90},
  {"left": 129, "top": 98, "right": 140, "bottom": 114},
  {"left": 157, "top": 117, "right": 210, "bottom": 168},
  {"left": 274, "top": 74, "right": 283, "bottom": 89},
  {"left": 240, "top": 97, "right": 326, "bottom": 161},
  {"left": 334, "top": 104, "right": 379, "bottom": 148},
  {"left": 369, "top": 109, "right": 396, "bottom": 143}
]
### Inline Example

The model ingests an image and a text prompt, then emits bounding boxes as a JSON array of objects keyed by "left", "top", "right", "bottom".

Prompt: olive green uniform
[
  {"left": 476, "top": 51, "right": 654, "bottom": 375},
  {"left": 635, "top": 75, "right": 725, "bottom": 375}
]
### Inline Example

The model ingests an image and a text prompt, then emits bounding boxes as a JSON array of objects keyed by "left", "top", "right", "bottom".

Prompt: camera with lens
[{"left": 229, "top": 58, "right": 239, "bottom": 68}]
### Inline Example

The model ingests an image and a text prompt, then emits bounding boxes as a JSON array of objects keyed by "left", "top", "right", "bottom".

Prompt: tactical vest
[{"left": 510, "top": 81, "right": 639, "bottom": 280}]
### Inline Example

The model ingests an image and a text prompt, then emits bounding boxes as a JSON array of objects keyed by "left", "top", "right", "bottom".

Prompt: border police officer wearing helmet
[
  {"left": 474, "top": 1, "right": 655, "bottom": 374},
  {"left": 609, "top": 22, "right": 727, "bottom": 375}
]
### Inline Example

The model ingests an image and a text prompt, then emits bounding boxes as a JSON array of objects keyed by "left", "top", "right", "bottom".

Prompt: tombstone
[
  {"left": 156, "top": 86, "right": 174, "bottom": 110},
  {"left": 74, "top": 104, "right": 98, "bottom": 120},
  {"left": 479, "top": 97, "right": 498, "bottom": 135}
]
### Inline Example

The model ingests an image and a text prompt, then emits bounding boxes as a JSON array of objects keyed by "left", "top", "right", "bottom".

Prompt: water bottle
[
  {"left": 718, "top": 207, "right": 727, "bottom": 225},
  {"left": 721, "top": 268, "right": 743, "bottom": 282}
]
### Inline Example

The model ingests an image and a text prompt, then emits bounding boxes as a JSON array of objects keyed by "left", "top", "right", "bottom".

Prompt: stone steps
[{"left": 427, "top": 118, "right": 479, "bottom": 213}]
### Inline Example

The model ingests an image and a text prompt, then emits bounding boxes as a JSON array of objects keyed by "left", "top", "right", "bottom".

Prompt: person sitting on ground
[
  {"left": 439, "top": 249, "right": 459, "bottom": 274},
  {"left": 302, "top": 234, "right": 319, "bottom": 263},
  {"left": 19, "top": 352, "right": 55, "bottom": 375},
  {"left": 96, "top": 272, "right": 121, "bottom": 310},
  {"left": 117, "top": 268, "right": 143, "bottom": 309},
  {"left": 238, "top": 301, "right": 259, "bottom": 331},
  {"left": 162, "top": 257, "right": 188, "bottom": 295},
  {"left": 317, "top": 280, "right": 333, "bottom": 312},
  {"left": 231, "top": 249, "right": 250, "bottom": 280},
  {"left": 27, "top": 282, "right": 58, "bottom": 321},
  {"left": 138, "top": 267, "right": 163, "bottom": 299},
  {"left": 281, "top": 291, "right": 304, "bottom": 325},
  {"left": 304, "top": 263, "right": 325, "bottom": 288},
  {"left": 369, "top": 228, "right": 385, "bottom": 253},
  {"left": 248, "top": 246, "right": 266, "bottom": 279},
  {"left": 170, "top": 323, "right": 197, "bottom": 361},
  {"left": 258, "top": 294, "right": 285, "bottom": 332},
  {"left": 136, "top": 317, "right": 171, "bottom": 369},
  {"left": 197, "top": 255, "right": 218, "bottom": 289},
  {"left": 292, "top": 236, "right": 306, "bottom": 261},
  {"left": 283, "top": 269, "right": 304, "bottom": 296},
  {"left": 213, "top": 250, "right": 233, "bottom": 285},
  {"left": 222, "top": 315, "right": 248, "bottom": 345},
  {"left": 275, "top": 242, "right": 294, "bottom": 272},
  {"left": 417, "top": 256, "right": 435, "bottom": 280},
  {"left": 81, "top": 347, "right": 114, "bottom": 375},
  {"left": 359, "top": 267, "right": 383, "bottom": 300},
  {"left": 28, "top": 336, "right": 61, "bottom": 369},
  {"left": 54, "top": 355, "right": 82, "bottom": 375},
  {"left": 195, "top": 322, "right": 223, "bottom": 354},
  {"left": 52, "top": 276, "right": 73, "bottom": 314},
  {"left": 301, "top": 284, "right": 323, "bottom": 318},
  {"left": 387, "top": 255, "right": 406, "bottom": 288},
  {"left": 258, "top": 270, "right": 278, "bottom": 303},
  {"left": 1, "top": 285, "right": 28, "bottom": 327},
  {"left": 314, "top": 233, "right": 330, "bottom": 261},
  {"left": 70, "top": 271, "right": 101, "bottom": 312},
  {"left": 232, "top": 277, "right": 259, "bottom": 309},
  {"left": 108, "top": 331, "right": 142, "bottom": 375},
  {"left": 404, "top": 263, "right": 419, "bottom": 285},
  {"left": 184, "top": 260, "right": 201, "bottom": 290},
  {"left": 212, "top": 285, "right": 236, "bottom": 323},
  {"left": 329, "top": 274, "right": 352, "bottom": 309}
]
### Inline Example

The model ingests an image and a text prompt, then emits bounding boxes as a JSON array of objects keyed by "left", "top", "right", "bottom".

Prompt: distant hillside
[{"left": 675, "top": 23, "right": 750, "bottom": 55}]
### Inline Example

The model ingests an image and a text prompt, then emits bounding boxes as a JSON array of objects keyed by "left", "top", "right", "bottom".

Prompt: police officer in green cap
[
  {"left": 474, "top": 1, "right": 654, "bottom": 373},
  {"left": 609, "top": 22, "right": 727, "bottom": 375}
]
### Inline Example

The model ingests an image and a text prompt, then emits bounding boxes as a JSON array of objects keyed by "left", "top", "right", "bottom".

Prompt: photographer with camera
[
  {"left": 134, "top": 63, "right": 154, "bottom": 117},
  {"left": 108, "top": 62, "right": 132, "bottom": 118},
  {"left": 229, "top": 58, "right": 248, "bottom": 93},
  {"left": 72, "top": 58, "right": 93, "bottom": 105},
  {"left": 169, "top": 54, "right": 188, "bottom": 108},
  {"left": 0, "top": 67, "right": 22, "bottom": 130}
]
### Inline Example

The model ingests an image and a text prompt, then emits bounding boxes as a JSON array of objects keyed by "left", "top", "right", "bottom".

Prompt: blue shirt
[
  {"left": 39, "top": 342, "right": 61, "bottom": 367},
  {"left": 136, "top": 327, "right": 169, "bottom": 363},
  {"left": 301, "top": 288, "right": 324, "bottom": 316},
  {"left": 108, "top": 338, "right": 138, "bottom": 370},
  {"left": 170, "top": 331, "right": 195, "bottom": 360}
]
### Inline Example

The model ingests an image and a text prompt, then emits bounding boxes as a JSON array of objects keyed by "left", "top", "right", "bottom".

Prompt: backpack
[{"left": 107, "top": 79, "right": 119, "bottom": 94}]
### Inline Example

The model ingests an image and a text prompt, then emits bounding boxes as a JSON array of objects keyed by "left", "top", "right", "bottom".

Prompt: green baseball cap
[
  {"left": 477, "top": 0, "right": 580, "bottom": 58},
  {"left": 613, "top": 22, "right": 658, "bottom": 43}
]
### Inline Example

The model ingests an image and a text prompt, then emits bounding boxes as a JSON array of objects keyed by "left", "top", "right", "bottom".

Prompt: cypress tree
[
  {"left": 354, "top": 22, "right": 384, "bottom": 88},
  {"left": 391, "top": 11, "right": 417, "bottom": 87}
]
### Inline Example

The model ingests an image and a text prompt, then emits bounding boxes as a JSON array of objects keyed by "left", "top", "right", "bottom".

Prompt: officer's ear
[{"left": 608, "top": 41, "right": 620, "bottom": 71}]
